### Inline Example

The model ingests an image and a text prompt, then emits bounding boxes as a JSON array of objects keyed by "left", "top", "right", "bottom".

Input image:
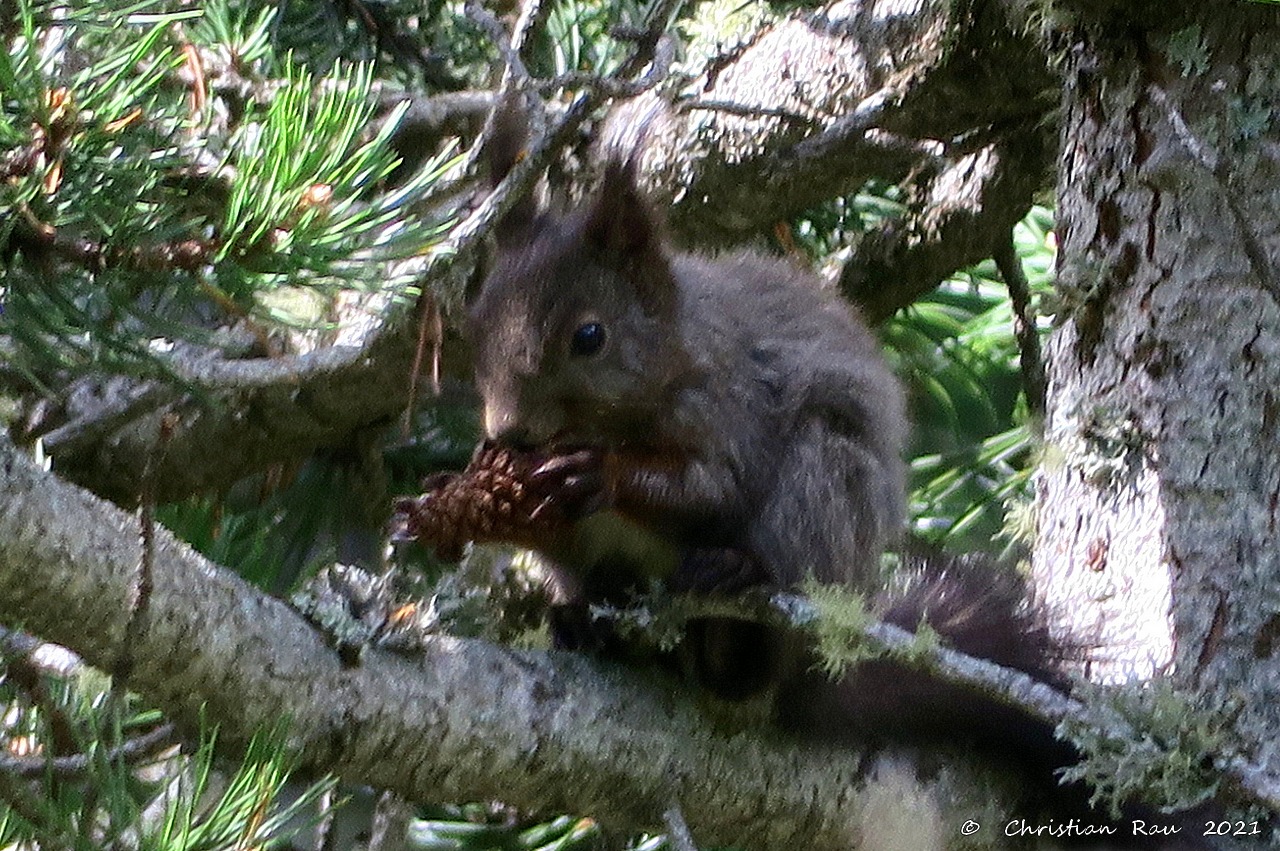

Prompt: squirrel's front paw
[{"left": 527, "top": 448, "right": 608, "bottom": 519}]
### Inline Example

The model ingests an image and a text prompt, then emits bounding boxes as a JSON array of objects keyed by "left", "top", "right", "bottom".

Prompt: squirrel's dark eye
[{"left": 570, "top": 322, "right": 606, "bottom": 357}]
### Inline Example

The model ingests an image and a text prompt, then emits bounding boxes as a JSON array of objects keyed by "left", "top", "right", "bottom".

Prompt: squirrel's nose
[{"left": 483, "top": 405, "right": 537, "bottom": 449}]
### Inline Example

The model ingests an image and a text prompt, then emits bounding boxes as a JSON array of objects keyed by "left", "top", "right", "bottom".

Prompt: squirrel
[
  {"left": 396, "top": 100, "right": 914, "bottom": 700},
  {"left": 389, "top": 102, "right": 1084, "bottom": 710},
  {"left": 387, "top": 102, "right": 1068, "bottom": 692}
]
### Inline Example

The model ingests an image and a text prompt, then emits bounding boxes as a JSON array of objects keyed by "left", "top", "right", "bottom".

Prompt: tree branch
[
  {"left": 0, "top": 723, "right": 178, "bottom": 779},
  {"left": 0, "top": 434, "right": 1037, "bottom": 850},
  {"left": 599, "top": 0, "right": 1056, "bottom": 318},
  {"left": 26, "top": 316, "right": 425, "bottom": 506},
  {"left": 613, "top": 0, "right": 1052, "bottom": 229},
  {"left": 994, "top": 230, "right": 1047, "bottom": 420},
  {"left": 838, "top": 134, "right": 1049, "bottom": 322}
]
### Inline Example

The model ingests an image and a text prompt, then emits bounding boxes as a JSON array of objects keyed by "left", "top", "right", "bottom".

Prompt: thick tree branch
[
  {"left": 0, "top": 435, "right": 1040, "bottom": 850},
  {"left": 27, "top": 315, "right": 425, "bottom": 506},
  {"left": 599, "top": 0, "right": 1056, "bottom": 319},
  {"left": 838, "top": 133, "right": 1049, "bottom": 323},
  {"left": 610, "top": 0, "right": 1054, "bottom": 231}
]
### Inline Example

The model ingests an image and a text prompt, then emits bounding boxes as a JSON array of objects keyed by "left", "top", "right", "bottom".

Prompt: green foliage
[
  {"left": 1, "top": 1, "right": 200, "bottom": 376},
  {"left": 0, "top": 652, "right": 334, "bottom": 851},
  {"left": 677, "top": 0, "right": 775, "bottom": 72},
  {"left": 216, "top": 60, "right": 457, "bottom": 286},
  {"left": 412, "top": 808, "right": 615, "bottom": 850},
  {"left": 1058, "top": 680, "right": 1226, "bottom": 817},
  {"left": 146, "top": 725, "right": 334, "bottom": 851},
  {"left": 157, "top": 403, "right": 481, "bottom": 595},
  {"left": 893, "top": 207, "right": 1055, "bottom": 549},
  {"left": 1, "top": 0, "right": 456, "bottom": 381},
  {"left": 255, "top": 0, "right": 483, "bottom": 90},
  {"left": 0, "top": 671, "right": 163, "bottom": 850},
  {"left": 159, "top": 448, "right": 394, "bottom": 593},
  {"left": 189, "top": 1, "right": 275, "bottom": 69},
  {"left": 536, "top": 0, "right": 633, "bottom": 79}
]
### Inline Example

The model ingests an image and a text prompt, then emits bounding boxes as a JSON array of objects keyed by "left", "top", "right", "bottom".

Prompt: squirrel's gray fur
[
  {"left": 471, "top": 159, "right": 907, "bottom": 596},
  {"left": 468, "top": 102, "right": 907, "bottom": 699}
]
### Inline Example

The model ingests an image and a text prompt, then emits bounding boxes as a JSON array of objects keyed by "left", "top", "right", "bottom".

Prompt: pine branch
[
  {"left": 994, "top": 230, "right": 1047, "bottom": 420},
  {"left": 0, "top": 433, "right": 1042, "bottom": 851}
]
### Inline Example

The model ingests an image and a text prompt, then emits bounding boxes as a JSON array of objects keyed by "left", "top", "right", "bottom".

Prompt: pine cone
[{"left": 392, "top": 443, "right": 605, "bottom": 560}]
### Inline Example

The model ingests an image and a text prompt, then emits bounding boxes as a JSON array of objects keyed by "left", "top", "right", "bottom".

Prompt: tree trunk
[{"left": 1034, "top": 0, "right": 1280, "bottom": 772}]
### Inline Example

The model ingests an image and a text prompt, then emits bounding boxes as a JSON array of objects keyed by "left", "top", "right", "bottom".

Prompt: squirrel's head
[{"left": 470, "top": 155, "right": 688, "bottom": 449}]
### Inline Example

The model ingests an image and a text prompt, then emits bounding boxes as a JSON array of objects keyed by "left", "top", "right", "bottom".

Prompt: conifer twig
[
  {"left": 994, "top": 229, "right": 1047, "bottom": 420},
  {"left": 0, "top": 724, "right": 178, "bottom": 779}
]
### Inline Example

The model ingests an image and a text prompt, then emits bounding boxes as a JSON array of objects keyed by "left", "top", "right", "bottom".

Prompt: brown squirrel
[{"left": 395, "top": 101, "right": 915, "bottom": 698}]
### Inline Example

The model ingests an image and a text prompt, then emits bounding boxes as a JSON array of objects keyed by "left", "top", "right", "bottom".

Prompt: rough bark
[
  {"left": 1033, "top": 0, "right": 1280, "bottom": 782},
  {"left": 0, "top": 434, "right": 1033, "bottom": 851},
  {"left": 617, "top": 0, "right": 1053, "bottom": 240},
  {"left": 607, "top": 0, "right": 1056, "bottom": 320},
  {"left": 840, "top": 132, "right": 1049, "bottom": 323},
  {"left": 28, "top": 308, "right": 423, "bottom": 506}
]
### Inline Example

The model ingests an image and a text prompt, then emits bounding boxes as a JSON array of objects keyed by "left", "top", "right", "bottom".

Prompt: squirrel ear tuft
[
  {"left": 584, "top": 161, "right": 675, "bottom": 314},
  {"left": 485, "top": 95, "right": 538, "bottom": 247},
  {"left": 583, "top": 161, "right": 659, "bottom": 258}
]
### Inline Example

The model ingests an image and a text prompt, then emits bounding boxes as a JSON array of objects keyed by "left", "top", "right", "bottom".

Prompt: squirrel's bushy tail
[{"left": 780, "top": 551, "right": 1221, "bottom": 849}]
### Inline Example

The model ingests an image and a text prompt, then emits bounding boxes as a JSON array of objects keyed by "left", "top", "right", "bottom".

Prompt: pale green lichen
[
  {"left": 801, "top": 579, "right": 878, "bottom": 679},
  {"left": 1059, "top": 679, "right": 1227, "bottom": 816},
  {"left": 998, "top": 493, "right": 1038, "bottom": 554},
  {"left": 802, "top": 575, "right": 945, "bottom": 681},
  {"left": 1166, "top": 26, "right": 1210, "bottom": 77},
  {"left": 1064, "top": 404, "right": 1146, "bottom": 489}
]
